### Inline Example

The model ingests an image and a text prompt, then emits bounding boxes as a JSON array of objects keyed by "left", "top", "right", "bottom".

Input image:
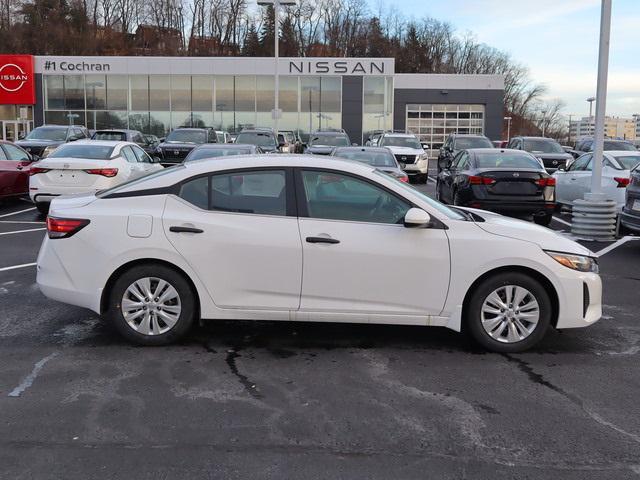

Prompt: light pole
[
  {"left": 257, "top": 0, "right": 296, "bottom": 140},
  {"left": 586, "top": 96, "right": 596, "bottom": 134},
  {"left": 568, "top": 113, "right": 573, "bottom": 144},
  {"left": 503, "top": 116, "right": 512, "bottom": 142}
]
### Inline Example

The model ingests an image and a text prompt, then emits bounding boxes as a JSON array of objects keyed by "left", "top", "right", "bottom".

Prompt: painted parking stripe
[
  {"left": 0, "top": 228, "right": 45, "bottom": 236},
  {"left": 0, "top": 207, "right": 36, "bottom": 218},
  {"left": 0, "top": 262, "right": 37, "bottom": 272},
  {"left": 552, "top": 216, "right": 572, "bottom": 227},
  {"left": 595, "top": 236, "right": 639, "bottom": 257},
  {"left": 427, "top": 175, "right": 437, "bottom": 184}
]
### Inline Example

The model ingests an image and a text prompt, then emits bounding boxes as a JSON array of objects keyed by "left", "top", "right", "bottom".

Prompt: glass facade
[
  {"left": 406, "top": 104, "right": 485, "bottom": 155},
  {"left": 43, "top": 74, "right": 377, "bottom": 139}
]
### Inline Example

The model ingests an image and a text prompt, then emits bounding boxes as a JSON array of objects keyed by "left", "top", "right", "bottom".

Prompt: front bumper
[
  {"left": 402, "top": 161, "right": 428, "bottom": 174},
  {"left": 555, "top": 271, "right": 602, "bottom": 329}
]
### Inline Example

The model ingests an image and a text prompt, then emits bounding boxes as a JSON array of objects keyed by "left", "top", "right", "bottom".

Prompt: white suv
[{"left": 378, "top": 133, "right": 429, "bottom": 183}]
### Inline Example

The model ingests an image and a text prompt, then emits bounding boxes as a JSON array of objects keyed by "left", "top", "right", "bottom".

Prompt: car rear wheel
[
  {"left": 465, "top": 272, "right": 551, "bottom": 353},
  {"left": 533, "top": 213, "right": 553, "bottom": 227},
  {"left": 107, "top": 264, "right": 196, "bottom": 346},
  {"left": 35, "top": 202, "right": 49, "bottom": 215}
]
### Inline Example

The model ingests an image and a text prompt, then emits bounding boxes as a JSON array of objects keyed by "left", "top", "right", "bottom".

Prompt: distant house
[
  {"left": 188, "top": 36, "right": 241, "bottom": 56},
  {"left": 132, "top": 25, "right": 183, "bottom": 55}
]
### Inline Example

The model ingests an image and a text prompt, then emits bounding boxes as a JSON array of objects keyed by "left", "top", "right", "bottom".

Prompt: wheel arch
[
  {"left": 100, "top": 258, "right": 201, "bottom": 318},
  {"left": 461, "top": 265, "right": 560, "bottom": 329}
]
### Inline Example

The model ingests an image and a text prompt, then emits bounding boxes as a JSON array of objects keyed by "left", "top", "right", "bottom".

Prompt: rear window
[
  {"left": 96, "top": 165, "right": 184, "bottom": 197},
  {"left": 333, "top": 149, "right": 397, "bottom": 167},
  {"left": 604, "top": 141, "right": 636, "bottom": 151},
  {"left": 309, "top": 134, "right": 350, "bottom": 147},
  {"left": 186, "top": 148, "right": 252, "bottom": 161},
  {"left": 475, "top": 152, "right": 542, "bottom": 169},
  {"left": 612, "top": 155, "right": 640, "bottom": 171},
  {"left": 25, "top": 127, "right": 67, "bottom": 141},
  {"left": 523, "top": 138, "right": 564, "bottom": 154},
  {"left": 380, "top": 136, "right": 422, "bottom": 149},
  {"left": 48, "top": 144, "right": 115, "bottom": 159},
  {"left": 453, "top": 137, "right": 493, "bottom": 149},
  {"left": 93, "top": 131, "right": 127, "bottom": 141},
  {"left": 236, "top": 132, "right": 276, "bottom": 147},
  {"left": 166, "top": 130, "right": 207, "bottom": 144}
]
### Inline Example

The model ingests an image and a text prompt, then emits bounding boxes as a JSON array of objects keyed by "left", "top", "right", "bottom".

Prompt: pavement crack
[
  {"left": 502, "top": 354, "right": 640, "bottom": 445},
  {"left": 225, "top": 347, "right": 263, "bottom": 399}
]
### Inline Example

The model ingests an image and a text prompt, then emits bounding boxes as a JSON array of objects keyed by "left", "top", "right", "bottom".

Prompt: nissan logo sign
[{"left": 0, "top": 63, "right": 29, "bottom": 93}]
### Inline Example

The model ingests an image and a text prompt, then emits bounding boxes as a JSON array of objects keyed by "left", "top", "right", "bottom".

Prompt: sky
[{"left": 385, "top": 0, "right": 639, "bottom": 119}]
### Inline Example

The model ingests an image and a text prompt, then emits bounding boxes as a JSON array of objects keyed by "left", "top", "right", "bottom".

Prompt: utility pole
[
  {"left": 504, "top": 116, "right": 512, "bottom": 142},
  {"left": 541, "top": 110, "right": 547, "bottom": 137},
  {"left": 587, "top": 96, "right": 596, "bottom": 135}
]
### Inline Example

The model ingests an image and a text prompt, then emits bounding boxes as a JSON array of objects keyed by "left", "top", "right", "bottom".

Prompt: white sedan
[
  {"left": 553, "top": 150, "right": 640, "bottom": 209},
  {"left": 37, "top": 155, "right": 602, "bottom": 353},
  {"left": 29, "top": 140, "right": 163, "bottom": 214}
]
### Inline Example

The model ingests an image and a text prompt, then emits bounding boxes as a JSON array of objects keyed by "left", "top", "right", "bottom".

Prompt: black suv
[
  {"left": 155, "top": 127, "right": 217, "bottom": 165},
  {"left": 507, "top": 136, "right": 573, "bottom": 173},
  {"left": 438, "top": 134, "right": 493, "bottom": 172},
  {"left": 92, "top": 129, "right": 159, "bottom": 160},
  {"left": 15, "top": 125, "right": 89, "bottom": 158},
  {"left": 304, "top": 130, "right": 351, "bottom": 155},
  {"left": 235, "top": 128, "right": 279, "bottom": 153}
]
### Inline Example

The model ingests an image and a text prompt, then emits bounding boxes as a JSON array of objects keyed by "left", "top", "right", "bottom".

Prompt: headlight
[
  {"left": 545, "top": 251, "right": 599, "bottom": 273},
  {"left": 41, "top": 146, "right": 56, "bottom": 157}
]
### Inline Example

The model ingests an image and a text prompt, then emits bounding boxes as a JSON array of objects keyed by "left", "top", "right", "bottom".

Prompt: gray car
[
  {"left": 305, "top": 130, "right": 351, "bottom": 155},
  {"left": 507, "top": 136, "right": 573, "bottom": 173},
  {"left": 331, "top": 146, "right": 409, "bottom": 182},
  {"left": 184, "top": 144, "right": 263, "bottom": 162}
]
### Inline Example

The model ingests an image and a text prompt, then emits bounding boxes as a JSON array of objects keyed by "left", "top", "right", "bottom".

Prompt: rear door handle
[
  {"left": 306, "top": 236, "right": 340, "bottom": 244},
  {"left": 170, "top": 226, "right": 203, "bottom": 233}
]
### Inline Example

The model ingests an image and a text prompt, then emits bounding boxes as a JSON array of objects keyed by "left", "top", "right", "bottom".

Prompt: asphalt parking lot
[{"left": 1, "top": 179, "right": 640, "bottom": 479}]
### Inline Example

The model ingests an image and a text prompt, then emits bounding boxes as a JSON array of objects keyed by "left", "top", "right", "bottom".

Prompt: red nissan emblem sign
[{"left": 0, "top": 55, "right": 35, "bottom": 105}]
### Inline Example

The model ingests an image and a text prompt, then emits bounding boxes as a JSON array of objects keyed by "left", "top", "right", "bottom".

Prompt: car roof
[
  {"left": 451, "top": 133, "right": 488, "bottom": 138},
  {"left": 466, "top": 148, "right": 533, "bottom": 154},
  {"left": 173, "top": 127, "right": 209, "bottom": 132},
  {"left": 192, "top": 143, "right": 254, "bottom": 149},
  {"left": 95, "top": 129, "right": 137, "bottom": 133},
  {"left": 604, "top": 150, "right": 640, "bottom": 156},
  {"left": 515, "top": 136, "right": 555, "bottom": 140},
  {"left": 382, "top": 133, "right": 416, "bottom": 137},
  {"left": 333, "top": 146, "right": 391, "bottom": 153},
  {"left": 71, "top": 139, "right": 130, "bottom": 147}
]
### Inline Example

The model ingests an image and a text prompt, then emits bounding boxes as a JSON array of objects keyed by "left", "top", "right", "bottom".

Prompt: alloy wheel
[
  {"left": 480, "top": 285, "right": 540, "bottom": 343},
  {"left": 121, "top": 277, "right": 182, "bottom": 335}
]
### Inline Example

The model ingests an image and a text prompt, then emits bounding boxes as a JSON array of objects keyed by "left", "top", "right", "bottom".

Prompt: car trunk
[
  {"left": 476, "top": 169, "right": 546, "bottom": 196},
  {"left": 34, "top": 158, "right": 114, "bottom": 188}
]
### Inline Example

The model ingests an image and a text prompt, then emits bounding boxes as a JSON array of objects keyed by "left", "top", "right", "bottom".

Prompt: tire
[
  {"left": 435, "top": 181, "right": 442, "bottom": 201},
  {"left": 533, "top": 213, "right": 553, "bottom": 227},
  {"left": 35, "top": 202, "right": 49, "bottom": 215},
  {"left": 465, "top": 272, "right": 552, "bottom": 353},
  {"left": 106, "top": 264, "right": 197, "bottom": 346}
]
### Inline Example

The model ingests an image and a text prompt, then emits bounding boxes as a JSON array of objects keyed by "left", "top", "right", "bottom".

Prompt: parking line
[
  {"left": 0, "top": 207, "right": 36, "bottom": 218},
  {"left": 0, "top": 228, "right": 45, "bottom": 236},
  {"left": 552, "top": 216, "right": 572, "bottom": 227},
  {"left": 595, "top": 236, "right": 639, "bottom": 257},
  {"left": 427, "top": 176, "right": 437, "bottom": 184},
  {"left": 0, "top": 262, "right": 37, "bottom": 272}
]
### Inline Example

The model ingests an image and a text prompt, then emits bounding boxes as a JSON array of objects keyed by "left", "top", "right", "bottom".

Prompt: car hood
[
  {"left": 385, "top": 146, "right": 425, "bottom": 155},
  {"left": 306, "top": 146, "right": 334, "bottom": 154},
  {"left": 15, "top": 139, "right": 64, "bottom": 148},
  {"left": 460, "top": 208, "right": 594, "bottom": 257}
]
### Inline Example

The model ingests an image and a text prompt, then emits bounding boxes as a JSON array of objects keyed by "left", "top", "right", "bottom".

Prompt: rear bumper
[
  {"left": 30, "top": 188, "right": 100, "bottom": 204},
  {"left": 620, "top": 207, "right": 640, "bottom": 232}
]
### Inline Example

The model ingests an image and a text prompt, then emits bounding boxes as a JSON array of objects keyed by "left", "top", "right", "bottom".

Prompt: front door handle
[
  {"left": 306, "top": 236, "right": 340, "bottom": 244},
  {"left": 170, "top": 226, "right": 203, "bottom": 233}
]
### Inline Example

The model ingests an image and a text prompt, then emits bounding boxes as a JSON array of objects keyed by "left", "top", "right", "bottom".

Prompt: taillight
[
  {"left": 29, "top": 167, "right": 50, "bottom": 176},
  {"left": 46, "top": 217, "right": 90, "bottom": 239},
  {"left": 399, "top": 175, "right": 409, "bottom": 183},
  {"left": 85, "top": 168, "right": 118, "bottom": 177},
  {"left": 614, "top": 177, "right": 630, "bottom": 188},
  {"left": 469, "top": 175, "right": 495, "bottom": 185},
  {"left": 537, "top": 177, "right": 556, "bottom": 187}
]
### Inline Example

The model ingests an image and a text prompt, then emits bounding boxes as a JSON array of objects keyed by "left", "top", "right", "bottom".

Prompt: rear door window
[
  {"left": 211, "top": 170, "right": 287, "bottom": 216},
  {"left": 121, "top": 146, "right": 138, "bottom": 163}
]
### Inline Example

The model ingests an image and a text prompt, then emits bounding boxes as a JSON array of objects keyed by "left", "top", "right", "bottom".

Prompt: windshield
[
  {"left": 25, "top": 127, "right": 67, "bottom": 141},
  {"left": 334, "top": 149, "right": 397, "bottom": 167},
  {"left": 475, "top": 152, "right": 542, "bottom": 169},
  {"left": 48, "top": 144, "right": 114, "bottom": 160},
  {"left": 309, "top": 134, "right": 349, "bottom": 147},
  {"left": 236, "top": 132, "right": 276, "bottom": 147},
  {"left": 165, "top": 130, "right": 207, "bottom": 144},
  {"left": 380, "top": 136, "right": 422, "bottom": 149},
  {"left": 374, "top": 171, "right": 466, "bottom": 220},
  {"left": 604, "top": 141, "right": 636, "bottom": 151},
  {"left": 186, "top": 147, "right": 252, "bottom": 161},
  {"left": 97, "top": 165, "right": 184, "bottom": 197},
  {"left": 454, "top": 137, "right": 493, "bottom": 150},
  {"left": 93, "top": 131, "right": 127, "bottom": 141},
  {"left": 524, "top": 138, "right": 565, "bottom": 154},
  {"left": 612, "top": 155, "right": 640, "bottom": 171}
]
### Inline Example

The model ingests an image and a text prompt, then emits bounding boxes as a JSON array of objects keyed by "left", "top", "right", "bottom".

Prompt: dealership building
[{"left": 0, "top": 55, "right": 504, "bottom": 153}]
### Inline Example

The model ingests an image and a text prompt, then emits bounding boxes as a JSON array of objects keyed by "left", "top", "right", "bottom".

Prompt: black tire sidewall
[
  {"left": 465, "top": 272, "right": 551, "bottom": 353},
  {"left": 534, "top": 213, "right": 553, "bottom": 227},
  {"left": 107, "top": 264, "right": 196, "bottom": 346}
]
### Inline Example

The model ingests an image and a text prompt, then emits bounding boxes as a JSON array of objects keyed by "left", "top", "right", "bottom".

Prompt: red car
[{"left": 0, "top": 141, "right": 35, "bottom": 200}]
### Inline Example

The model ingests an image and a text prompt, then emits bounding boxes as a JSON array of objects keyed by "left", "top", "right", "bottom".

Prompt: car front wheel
[
  {"left": 465, "top": 272, "right": 552, "bottom": 352},
  {"left": 107, "top": 264, "right": 197, "bottom": 346}
]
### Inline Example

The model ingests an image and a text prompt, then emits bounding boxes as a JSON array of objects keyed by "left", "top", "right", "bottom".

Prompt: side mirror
[{"left": 404, "top": 208, "right": 431, "bottom": 228}]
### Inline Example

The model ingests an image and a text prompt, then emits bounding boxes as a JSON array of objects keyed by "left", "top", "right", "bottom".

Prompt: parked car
[
  {"left": 569, "top": 138, "right": 637, "bottom": 159},
  {"left": 29, "top": 140, "right": 163, "bottom": 214},
  {"left": 184, "top": 144, "right": 262, "bottom": 162},
  {"left": 37, "top": 155, "right": 602, "bottom": 352},
  {"left": 507, "top": 136, "right": 573, "bottom": 173},
  {"left": 619, "top": 164, "right": 640, "bottom": 234},
  {"left": 378, "top": 132, "right": 430, "bottom": 183},
  {"left": 553, "top": 151, "right": 640, "bottom": 210},
  {"left": 214, "top": 131, "right": 233, "bottom": 144},
  {"left": 438, "top": 134, "right": 493, "bottom": 173},
  {"left": 0, "top": 141, "right": 36, "bottom": 200},
  {"left": 436, "top": 148, "right": 556, "bottom": 226},
  {"left": 92, "top": 129, "right": 159, "bottom": 160},
  {"left": 331, "top": 146, "right": 409, "bottom": 182},
  {"left": 304, "top": 130, "right": 351, "bottom": 155},
  {"left": 235, "top": 128, "right": 279, "bottom": 153},
  {"left": 15, "top": 125, "right": 89, "bottom": 159},
  {"left": 155, "top": 127, "right": 218, "bottom": 166}
]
